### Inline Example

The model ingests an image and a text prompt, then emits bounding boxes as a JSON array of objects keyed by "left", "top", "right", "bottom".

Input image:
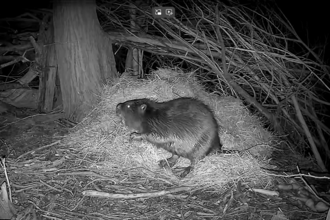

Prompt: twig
[
  {"left": 290, "top": 92, "right": 326, "bottom": 171},
  {"left": 29, "top": 36, "right": 42, "bottom": 55},
  {"left": 296, "top": 166, "right": 330, "bottom": 206},
  {"left": 16, "top": 140, "right": 61, "bottom": 160},
  {"left": 59, "top": 209, "right": 117, "bottom": 219},
  {"left": 57, "top": 171, "right": 119, "bottom": 183},
  {"left": 0, "top": 157, "right": 12, "bottom": 202},
  {"left": 39, "top": 180, "right": 62, "bottom": 192},
  {"left": 82, "top": 186, "right": 192, "bottom": 199},
  {"left": 0, "top": 57, "right": 24, "bottom": 69},
  {"left": 69, "top": 196, "right": 85, "bottom": 211},
  {"left": 223, "top": 190, "right": 234, "bottom": 214},
  {"left": 0, "top": 113, "right": 48, "bottom": 130},
  {"left": 16, "top": 12, "right": 41, "bottom": 23},
  {"left": 251, "top": 188, "right": 279, "bottom": 196},
  {"left": 14, "top": 185, "right": 41, "bottom": 193},
  {"left": 263, "top": 171, "right": 330, "bottom": 180},
  {"left": 0, "top": 43, "right": 32, "bottom": 54},
  {"left": 308, "top": 100, "right": 330, "bottom": 159},
  {"left": 28, "top": 200, "right": 64, "bottom": 219}
]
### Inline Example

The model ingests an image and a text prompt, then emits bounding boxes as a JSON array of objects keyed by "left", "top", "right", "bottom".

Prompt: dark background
[
  {"left": 1, "top": 1, "right": 329, "bottom": 61},
  {"left": 277, "top": 1, "right": 329, "bottom": 63}
]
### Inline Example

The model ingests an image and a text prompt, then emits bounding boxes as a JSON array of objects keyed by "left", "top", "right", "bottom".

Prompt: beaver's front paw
[
  {"left": 129, "top": 132, "right": 144, "bottom": 142},
  {"left": 179, "top": 166, "right": 193, "bottom": 178},
  {"left": 159, "top": 159, "right": 177, "bottom": 168}
]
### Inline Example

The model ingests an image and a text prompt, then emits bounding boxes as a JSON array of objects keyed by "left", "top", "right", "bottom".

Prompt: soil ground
[{"left": 0, "top": 111, "right": 328, "bottom": 220}]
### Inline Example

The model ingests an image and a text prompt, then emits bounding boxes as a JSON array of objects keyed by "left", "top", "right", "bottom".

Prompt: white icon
[
  {"left": 165, "top": 9, "right": 173, "bottom": 16},
  {"left": 155, "top": 9, "right": 162, "bottom": 15}
]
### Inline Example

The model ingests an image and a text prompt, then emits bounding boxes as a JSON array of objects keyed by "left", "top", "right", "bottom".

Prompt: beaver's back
[{"left": 152, "top": 98, "right": 218, "bottom": 140}]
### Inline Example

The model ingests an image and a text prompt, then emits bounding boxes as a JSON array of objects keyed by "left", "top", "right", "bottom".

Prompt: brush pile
[
  {"left": 98, "top": 0, "right": 330, "bottom": 171},
  {"left": 62, "top": 68, "right": 276, "bottom": 189}
]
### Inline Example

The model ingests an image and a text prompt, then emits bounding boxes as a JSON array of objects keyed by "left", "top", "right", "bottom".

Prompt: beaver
[{"left": 116, "top": 97, "right": 222, "bottom": 178}]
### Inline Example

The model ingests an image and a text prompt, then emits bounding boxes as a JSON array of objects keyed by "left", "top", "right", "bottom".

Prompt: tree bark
[{"left": 53, "top": 0, "right": 117, "bottom": 121}]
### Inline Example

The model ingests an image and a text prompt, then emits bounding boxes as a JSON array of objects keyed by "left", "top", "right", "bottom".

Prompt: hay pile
[{"left": 62, "top": 68, "right": 275, "bottom": 189}]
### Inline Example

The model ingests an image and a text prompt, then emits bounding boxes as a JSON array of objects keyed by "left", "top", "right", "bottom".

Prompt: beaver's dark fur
[{"left": 116, "top": 97, "right": 222, "bottom": 178}]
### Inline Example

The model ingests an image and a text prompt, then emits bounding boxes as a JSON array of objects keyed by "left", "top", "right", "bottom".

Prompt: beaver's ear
[{"left": 140, "top": 104, "right": 147, "bottom": 112}]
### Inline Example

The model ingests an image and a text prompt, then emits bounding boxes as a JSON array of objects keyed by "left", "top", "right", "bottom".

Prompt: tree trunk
[{"left": 53, "top": 0, "right": 117, "bottom": 122}]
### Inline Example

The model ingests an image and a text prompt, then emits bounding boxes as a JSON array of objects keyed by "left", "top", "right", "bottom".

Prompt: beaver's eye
[{"left": 127, "top": 104, "right": 131, "bottom": 109}]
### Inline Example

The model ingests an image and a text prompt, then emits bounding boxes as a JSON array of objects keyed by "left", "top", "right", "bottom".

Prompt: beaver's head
[{"left": 116, "top": 99, "right": 151, "bottom": 133}]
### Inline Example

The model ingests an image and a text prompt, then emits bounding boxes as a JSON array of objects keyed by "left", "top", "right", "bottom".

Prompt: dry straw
[{"left": 62, "top": 68, "right": 276, "bottom": 189}]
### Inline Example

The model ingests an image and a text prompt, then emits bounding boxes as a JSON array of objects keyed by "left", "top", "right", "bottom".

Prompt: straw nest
[{"left": 62, "top": 68, "right": 276, "bottom": 189}]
